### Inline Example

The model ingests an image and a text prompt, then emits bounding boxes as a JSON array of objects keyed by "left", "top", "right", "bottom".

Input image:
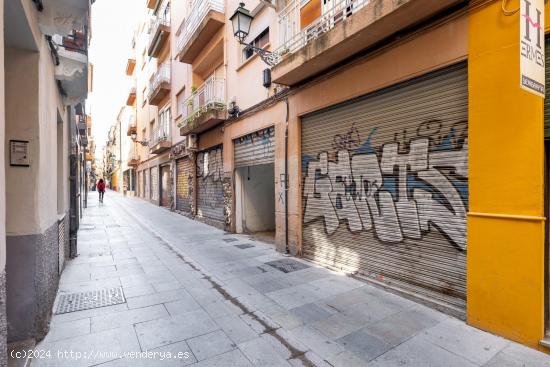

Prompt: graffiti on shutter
[
  {"left": 196, "top": 146, "right": 224, "bottom": 223},
  {"left": 234, "top": 126, "right": 275, "bottom": 167},
  {"left": 151, "top": 166, "right": 159, "bottom": 201},
  {"left": 176, "top": 158, "right": 192, "bottom": 212},
  {"left": 301, "top": 64, "right": 468, "bottom": 313}
]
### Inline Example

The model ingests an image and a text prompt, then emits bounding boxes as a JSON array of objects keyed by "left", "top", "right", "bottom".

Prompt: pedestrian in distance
[{"left": 97, "top": 178, "right": 106, "bottom": 203}]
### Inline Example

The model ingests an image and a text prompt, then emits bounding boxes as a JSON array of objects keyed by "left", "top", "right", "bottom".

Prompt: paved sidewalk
[{"left": 28, "top": 191, "right": 550, "bottom": 366}]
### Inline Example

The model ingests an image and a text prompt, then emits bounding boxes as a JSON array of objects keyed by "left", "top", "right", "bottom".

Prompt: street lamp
[
  {"left": 131, "top": 131, "right": 148, "bottom": 146},
  {"left": 230, "top": 2, "right": 277, "bottom": 66}
]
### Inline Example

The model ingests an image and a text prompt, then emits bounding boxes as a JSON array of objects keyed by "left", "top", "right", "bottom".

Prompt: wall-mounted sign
[
  {"left": 10, "top": 140, "right": 30, "bottom": 167},
  {"left": 520, "top": 0, "right": 545, "bottom": 97}
]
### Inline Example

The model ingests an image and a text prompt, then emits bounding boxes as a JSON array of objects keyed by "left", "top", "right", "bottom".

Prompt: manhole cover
[
  {"left": 223, "top": 238, "right": 238, "bottom": 243},
  {"left": 265, "top": 259, "right": 310, "bottom": 273},
  {"left": 55, "top": 287, "right": 126, "bottom": 314},
  {"left": 235, "top": 244, "right": 254, "bottom": 250}
]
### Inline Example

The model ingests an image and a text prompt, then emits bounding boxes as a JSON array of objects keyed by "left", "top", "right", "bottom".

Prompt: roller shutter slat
[{"left": 301, "top": 63, "right": 468, "bottom": 315}]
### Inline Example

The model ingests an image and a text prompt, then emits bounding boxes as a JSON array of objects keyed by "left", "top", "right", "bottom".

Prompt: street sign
[{"left": 520, "top": 0, "right": 545, "bottom": 97}]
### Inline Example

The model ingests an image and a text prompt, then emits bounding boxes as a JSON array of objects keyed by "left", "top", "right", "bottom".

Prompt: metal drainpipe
[
  {"left": 284, "top": 98, "right": 289, "bottom": 255},
  {"left": 119, "top": 119, "right": 122, "bottom": 192},
  {"left": 192, "top": 151, "right": 198, "bottom": 217}
]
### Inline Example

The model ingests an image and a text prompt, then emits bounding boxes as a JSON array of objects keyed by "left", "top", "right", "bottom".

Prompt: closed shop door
[
  {"left": 138, "top": 171, "right": 142, "bottom": 197},
  {"left": 176, "top": 158, "right": 192, "bottom": 213},
  {"left": 144, "top": 169, "right": 150, "bottom": 199},
  {"left": 151, "top": 166, "right": 159, "bottom": 202},
  {"left": 301, "top": 63, "right": 468, "bottom": 313},
  {"left": 160, "top": 165, "right": 172, "bottom": 208},
  {"left": 196, "top": 146, "right": 224, "bottom": 223},
  {"left": 234, "top": 126, "right": 275, "bottom": 168}
]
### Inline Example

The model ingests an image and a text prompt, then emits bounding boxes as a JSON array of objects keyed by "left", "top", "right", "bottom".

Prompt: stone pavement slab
[{"left": 28, "top": 191, "right": 550, "bottom": 367}]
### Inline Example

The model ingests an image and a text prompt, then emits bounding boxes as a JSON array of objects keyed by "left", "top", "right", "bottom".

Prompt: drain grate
[
  {"left": 79, "top": 225, "right": 96, "bottom": 231},
  {"left": 265, "top": 259, "right": 310, "bottom": 273},
  {"left": 54, "top": 287, "right": 126, "bottom": 314},
  {"left": 223, "top": 238, "right": 238, "bottom": 243},
  {"left": 235, "top": 244, "right": 254, "bottom": 250}
]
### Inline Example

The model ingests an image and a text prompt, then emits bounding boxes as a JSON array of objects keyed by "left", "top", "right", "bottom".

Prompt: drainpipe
[
  {"left": 192, "top": 151, "right": 198, "bottom": 217},
  {"left": 119, "top": 119, "right": 122, "bottom": 193},
  {"left": 284, "top": 98, "right": 289, "bottom": 254}
]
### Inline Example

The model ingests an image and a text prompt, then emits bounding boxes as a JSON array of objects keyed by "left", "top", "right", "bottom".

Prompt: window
[
  {"left": 141, "top": 47, "right": 147, "bottom": 70},
  {"left": 242, "top": 28, "right": 269, "bottom": 62},
  {"left": 159, "top": 107, "right": 171, "bottom": 139},
  {"left": 176, "top": 88, "right": 185, "bottom": 117},
  {"left": 142, "top": 87, "right": 147, "bottom": 106},
  {"left": 149, "top": 120, "right": 155, "bottom": 141},
  {"left": 161, "top": 2, "right": 171, "bottom": 22}
]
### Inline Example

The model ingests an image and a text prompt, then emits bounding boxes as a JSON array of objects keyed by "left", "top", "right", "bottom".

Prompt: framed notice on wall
[
  {"left": 10, "top": 140, "right": 30, "bottom": 167},
  {"left": 520, "top": 0, "right": 545, "bottom": 97}
]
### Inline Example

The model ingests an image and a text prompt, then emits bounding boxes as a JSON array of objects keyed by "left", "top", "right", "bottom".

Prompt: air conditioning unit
[{"left": 187, "top": 134, "right": 198, "bottom": 150}]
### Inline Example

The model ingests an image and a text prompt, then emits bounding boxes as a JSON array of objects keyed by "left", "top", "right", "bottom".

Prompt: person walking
[{"left": 97, "top": 178, "right": 106, "bottom": 203}]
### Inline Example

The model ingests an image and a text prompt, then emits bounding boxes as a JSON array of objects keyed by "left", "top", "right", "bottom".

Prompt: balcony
[
  {"left": 127, "top": 115, "right": 137, "bottom": 136},
  {"left": 177, "top": 0, "right": 224, "bottom": 64},
  {"left": 37, "top": 0, "right": 90, "bottom": 36},
  {"left": 126, "top": 58, "right": 136, "bottom": 76},
  {"left": 126, "top": 87, "right": 136, "bottom": 106},
  {"left": 53, "top": 28, "right": 88, "bottom": 100},
  {"left": 148, "top": 16, "right": 171, "bottom": 58},
  {"left": 128, "top": 148, "right": 140, "bottom": 166},
  {"left": 178, "top": 77, "right": 225, "bottom": 136},
  {"left": 148, "top": 63, "right": 171, "bottom": 106},
  {"left": 146, "top": 0, "right": 158, "bottom": 10},
  {"left": 271, "top": 0, "right": 462, "bottom": 86},
  {"left": 149, "top": 124, "right": 171, "bottom": 154},
  {"left": 77, "top": 115, "right": 86, "bottom": 134}
]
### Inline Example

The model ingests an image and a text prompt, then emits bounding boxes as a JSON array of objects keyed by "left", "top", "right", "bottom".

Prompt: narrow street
[{"left": 27, "top": 192, "right": 549, "bottom": 367}]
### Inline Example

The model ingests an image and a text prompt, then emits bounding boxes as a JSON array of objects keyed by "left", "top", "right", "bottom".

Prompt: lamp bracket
[{"left": 241, "top": 42, "right": 279, "bottom": 66}]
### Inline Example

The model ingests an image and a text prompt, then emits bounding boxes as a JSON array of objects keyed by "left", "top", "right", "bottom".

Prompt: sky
[{"left": 87, "top": 0, "right": 142, "bottom": 160}]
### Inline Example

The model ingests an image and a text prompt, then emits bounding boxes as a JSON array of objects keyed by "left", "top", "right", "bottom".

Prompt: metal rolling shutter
[
  {"left": 301, "top": 63, "right": 468, "bottom": 314},
  {"left": 137, "top": 171, "right": 141, "bottom": 197},
  {"left": 151, "top": 166, "right": 159, "bottom": 201},
  {"left": 544, "top": 40, "right": 550, "bottom": 138},
  {"left": 176, "top": 158, "right": 192, "bottom": 213},
  {"left": 144, "top": 170, "right": 150, "bottom": 199},
  {"left": 160, "top": 165, "right": 171, "bottom": 208},
  {"left": 196, "top": 146, "right": 224, "bottom": 223},
  {"left": 234, "top": 126, "right": 275, "bottom": 167}
]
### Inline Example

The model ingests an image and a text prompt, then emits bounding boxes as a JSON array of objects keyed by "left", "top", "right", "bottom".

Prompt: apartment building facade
[
  {"left": 1, "top": 0, "right": 92, "bottom": 355},
  {"left": 118, "top": 0, "right": 550, "bottom": 353}
]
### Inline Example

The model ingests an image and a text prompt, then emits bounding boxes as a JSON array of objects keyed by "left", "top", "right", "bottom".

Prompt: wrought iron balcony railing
[
  {"left": 273, "top": 0, "right": 370, "bottom": 65},
  {"left": 178, "top": 76, "right": 225, "bottom": 129},
  {"left": 176, "top": 0, "right": 224, "bottom": 57},
  {"left": 149, "top": 123, "right": 169, "bottom": 148},
  {"left": 148, "top": 63, "right": 170, "bottom": 100}
]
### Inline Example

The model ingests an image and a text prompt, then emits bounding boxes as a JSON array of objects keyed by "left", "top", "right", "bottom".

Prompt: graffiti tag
[{"left": 303, "top": 129, "right": 468, "bottom": 251}]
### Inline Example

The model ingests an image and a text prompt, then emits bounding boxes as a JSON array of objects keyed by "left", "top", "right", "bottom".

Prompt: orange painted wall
[{"left": 467, "top": 0, "right": 547, "bottom": 350}]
